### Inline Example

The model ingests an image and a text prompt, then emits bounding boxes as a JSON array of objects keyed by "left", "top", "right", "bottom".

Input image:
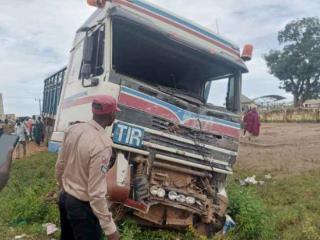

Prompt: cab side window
[{"left": 205, "top": 74, "right": 241, "bottom": 113}]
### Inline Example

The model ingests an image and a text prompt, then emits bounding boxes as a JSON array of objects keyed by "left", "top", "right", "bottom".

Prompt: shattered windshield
[{"left": 112, "top": 18, "right": 235, "bottom": 102}]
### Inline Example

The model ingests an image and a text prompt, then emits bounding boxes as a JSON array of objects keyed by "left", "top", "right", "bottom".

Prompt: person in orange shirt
[
  {"left": 55, "top": 96, "right": 121, "bottom": 240},
  {"left": 27, "top": 118, "right": 33, "bottom": 141}
]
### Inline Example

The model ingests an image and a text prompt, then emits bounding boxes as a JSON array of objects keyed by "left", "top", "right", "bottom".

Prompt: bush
[{"left": 226, "top": 179, "right": 275, "bottom": 240}]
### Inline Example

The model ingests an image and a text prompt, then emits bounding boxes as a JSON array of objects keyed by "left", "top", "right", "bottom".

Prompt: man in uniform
[{"left": 55, "top": 96, "right": 121, "bottom": 240}]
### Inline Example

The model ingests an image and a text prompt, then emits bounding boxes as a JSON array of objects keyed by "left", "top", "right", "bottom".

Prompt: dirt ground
[
  {"left": 13, "top": 141, "right": 47, "bottom": 160},
  {"left": 236, "top": 123, "right": 320, "bottom": 177},
  {"left": 11, "top": 123, "right": 320, "bottom": 176}
]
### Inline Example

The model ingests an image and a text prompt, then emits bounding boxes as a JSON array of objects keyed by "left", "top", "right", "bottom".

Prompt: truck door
[{"left": 54, "top": 21, "right": 110, "bottom": 132}]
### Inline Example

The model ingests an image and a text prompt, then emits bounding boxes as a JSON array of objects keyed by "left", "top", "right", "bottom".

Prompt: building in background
[
  {"left": 5, "top": 114, "right": 16, "bottom": 122},
  {"left": 0, "top": 93, "right": 4, "bottom": 121},
  {"left": 0, "top": 94, "right": 16, "bottom": 123},
  {"left": 303, "top": 99, "right": 320, "bottom": 109},
  {"left": 254, "top": 95, "right": 287, "bottom": 111}
]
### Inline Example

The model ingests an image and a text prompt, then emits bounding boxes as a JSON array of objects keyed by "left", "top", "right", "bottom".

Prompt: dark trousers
[{"left": 58, "top": 190, "right": 103, "bottom": 240}]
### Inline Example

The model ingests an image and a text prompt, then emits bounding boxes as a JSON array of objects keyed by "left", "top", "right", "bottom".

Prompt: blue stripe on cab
[{"left": 64, "top": 91, "right": 88, "bottom": 103}]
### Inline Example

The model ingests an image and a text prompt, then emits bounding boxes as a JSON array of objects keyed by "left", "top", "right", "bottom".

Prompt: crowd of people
[{"left": 0, "top": 116, "right": 45, "bottom": 159}]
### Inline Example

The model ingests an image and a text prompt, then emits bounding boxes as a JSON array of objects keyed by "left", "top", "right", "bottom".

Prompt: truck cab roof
[{"left": 77, "top": 0, "right": 248, "bottom": 73}]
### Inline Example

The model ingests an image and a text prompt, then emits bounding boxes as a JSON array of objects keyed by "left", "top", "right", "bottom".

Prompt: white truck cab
[{"left": 50, "top": 0, "right": 251, "bottom": 235}]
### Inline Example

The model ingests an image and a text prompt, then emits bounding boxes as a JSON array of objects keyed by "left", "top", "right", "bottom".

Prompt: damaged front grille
[
  {"left": 145, "top": 133, "right": 233, "bottom": 164},
  {"left": 116, "top": 105, "right": 239, "bottom": 173},
  {"left": 117, "top": 106, "right": 238, "bottom": 151}
]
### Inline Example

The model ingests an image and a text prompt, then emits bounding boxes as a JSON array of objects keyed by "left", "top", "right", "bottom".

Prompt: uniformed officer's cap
[{"left": 92, "top": 96, "right": 120, "bottom": 115}]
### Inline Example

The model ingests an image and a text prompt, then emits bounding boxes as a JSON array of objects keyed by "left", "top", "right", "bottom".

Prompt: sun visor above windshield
[{"left": 109, "top": 6, "right": 248, "bottom": 73}]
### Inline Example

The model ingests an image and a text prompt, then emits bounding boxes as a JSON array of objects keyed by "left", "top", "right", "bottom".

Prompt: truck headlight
[
  {"left": 176, "top": 194, "right": 186, "bottom": 203},
  {"left": 150, "top": 186, "right": 166, "bottom": 198},
  {"left": 150, "top": 186, "right": 158, "bottom": 196},
  {"left": 168, "top": 191, "right": 178, "bottom": 200},
  {"left": 156, "top": 188, "right": 166, "bottom": 198},
  {"left": 186, "top": 196, "right": 196, "bottom": 205}
]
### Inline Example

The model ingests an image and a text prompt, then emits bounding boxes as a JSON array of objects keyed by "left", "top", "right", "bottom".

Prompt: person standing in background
[
  {"left": 246, "top": 107, "right": 261, "bottom": 141},
  {"left": 33, "top": 117, "right": 43, "bottom": 146},
  {"left": 23, "top": 118, "right": 31, "bottom": 141},
  {"left": 15, "top": 120, "right": 27, "bottom": 159},
  {"left": 27, "top": 118, "right": 33, "bottom": 141},
  {"left": 41, "top": 118, "right": 45, "bottom": 144},
  {"left": 31, "top": 116, "right": 36, "bottom": 141},
  {"left": 243, "top": 108, "right": 251, "bottom": 136}
]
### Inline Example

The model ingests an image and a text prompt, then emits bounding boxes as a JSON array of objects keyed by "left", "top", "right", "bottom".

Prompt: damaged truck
[{"left": 47, "top": 0, "right": 252, "bottom": 235}]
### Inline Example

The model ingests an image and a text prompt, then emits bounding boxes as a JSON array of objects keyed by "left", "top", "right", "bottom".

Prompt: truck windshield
[{"left": 112, "top": 18, "right": 236, "bottom": 101}]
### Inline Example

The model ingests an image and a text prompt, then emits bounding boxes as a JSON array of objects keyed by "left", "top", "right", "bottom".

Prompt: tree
[{"left": 264, "top": 17, "right": 320, "bottom": 107}]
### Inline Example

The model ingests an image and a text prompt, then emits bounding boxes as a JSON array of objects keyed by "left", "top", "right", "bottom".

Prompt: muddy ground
[{"left": 236, "top": 123, "right": 320, "bottom": 177}]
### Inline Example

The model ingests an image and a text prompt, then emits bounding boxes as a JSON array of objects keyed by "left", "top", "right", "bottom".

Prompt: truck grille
[{"left": 116, "top": 105, "right": 239, "bottom": 173}]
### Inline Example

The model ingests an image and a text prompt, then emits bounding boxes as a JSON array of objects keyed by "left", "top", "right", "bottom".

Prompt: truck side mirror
[
  {"left": 80, "top": 34, "right": 95, "bottom": 80},
  {"left": 80, "top": 33, "right": 100, "bottom": 88},
  {"left": 79, "top": 25, "right": 105, "bottom": 87}
]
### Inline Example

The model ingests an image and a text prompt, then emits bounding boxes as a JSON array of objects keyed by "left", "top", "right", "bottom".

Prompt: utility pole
[{"left": 35, "top": 98, "right": 42, "bottom": 117}]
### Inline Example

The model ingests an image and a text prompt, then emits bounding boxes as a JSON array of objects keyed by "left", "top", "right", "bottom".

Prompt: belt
[{"left": 61, "top": 189, "right": 90, "bottom": 205}]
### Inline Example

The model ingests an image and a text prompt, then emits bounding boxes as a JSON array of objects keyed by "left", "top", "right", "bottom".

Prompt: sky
[{"left": 0, "top": 0, "right": 319, "bottom": 116}]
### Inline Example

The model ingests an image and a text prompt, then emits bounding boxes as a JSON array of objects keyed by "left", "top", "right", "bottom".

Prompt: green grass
[
  {"left": 255, "top": 171, "right": 320, "bottom": 240},
  {"left": 0, "top": 152, "right": 59, "bottom": 240},
  {"left": 226, "top": 179, "right": 274, "bottom": 240},
  {"left": 0, "top": 153, "right": 319, "bottom": 239}
]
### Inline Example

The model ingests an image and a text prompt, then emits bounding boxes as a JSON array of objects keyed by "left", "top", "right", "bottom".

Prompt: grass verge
[
  {"left": 0, "top": 152, "right": 59, "bottom": 240},
  {"left": 0, "top": 153, "right": 319, "bottom": 239}
]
